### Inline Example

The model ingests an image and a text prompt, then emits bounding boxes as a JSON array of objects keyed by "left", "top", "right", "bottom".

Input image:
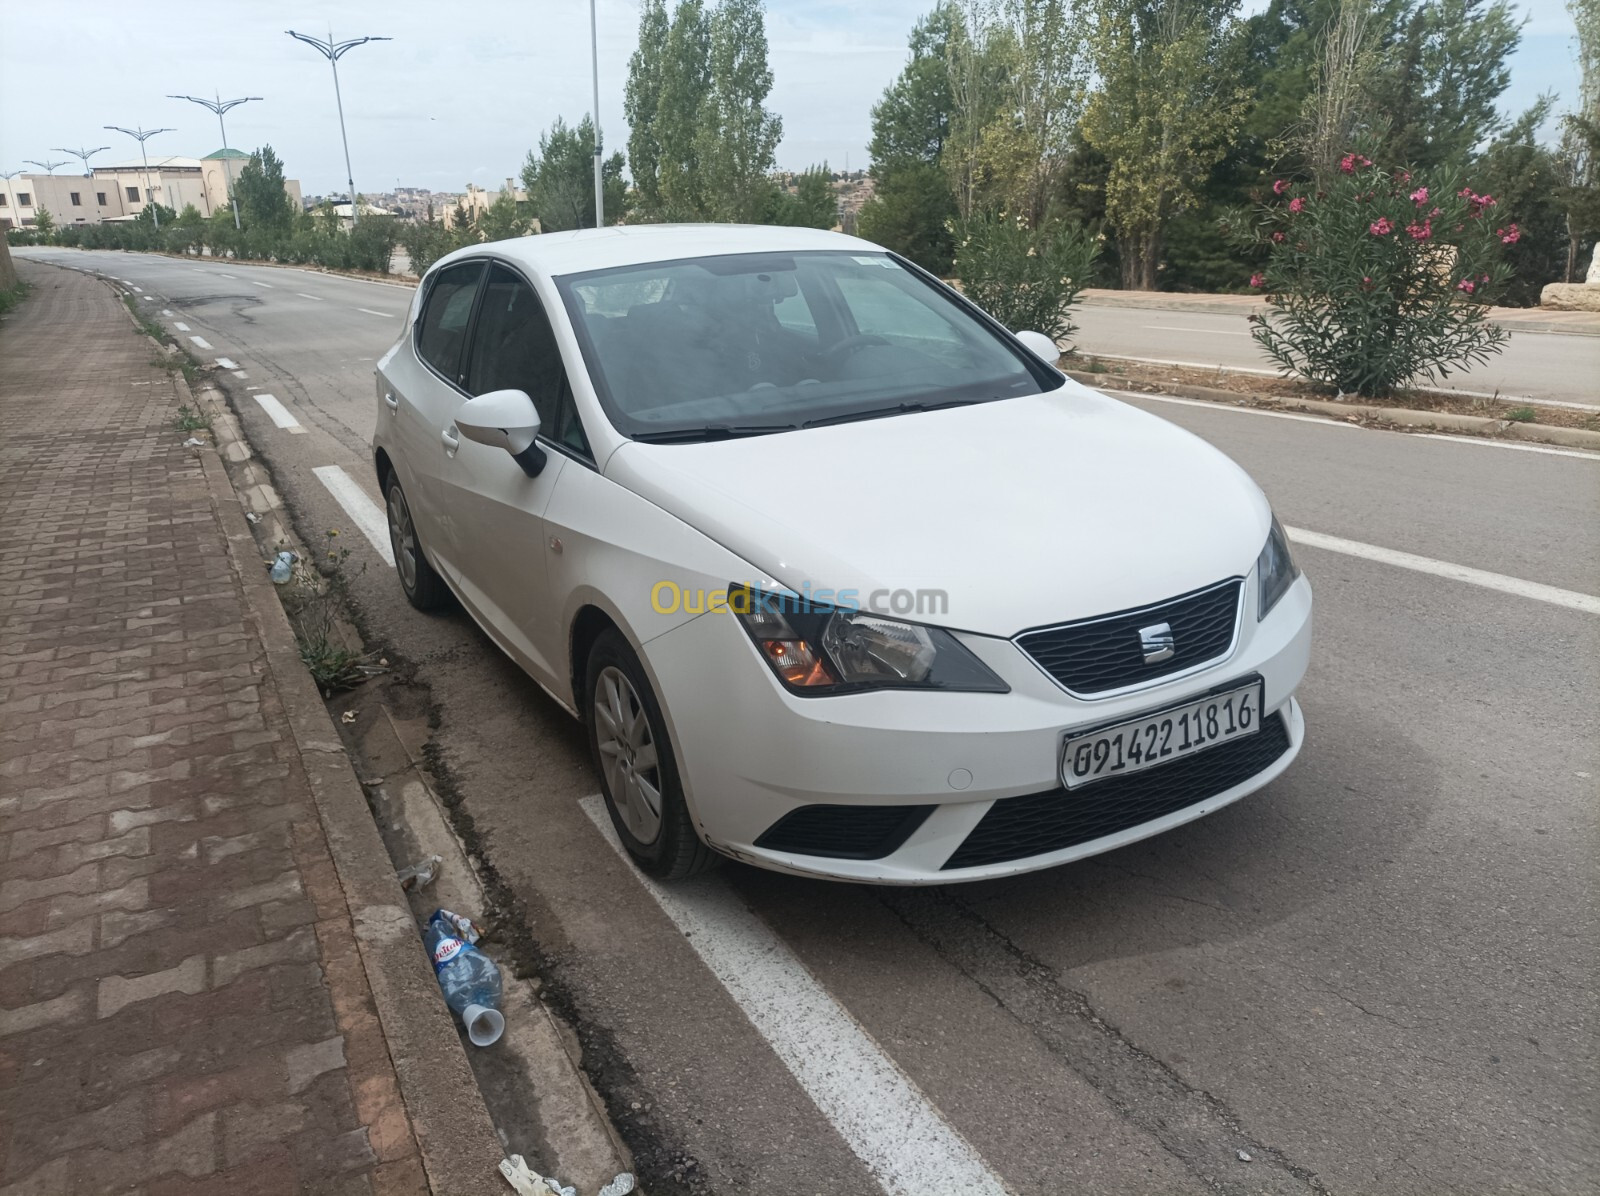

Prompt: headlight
[
  {"left": 730, "top": 586, "right": 1009, "bottom": 695},
  {"left": 1256, "top": 515, "right": 1300, "bottom": 620}
]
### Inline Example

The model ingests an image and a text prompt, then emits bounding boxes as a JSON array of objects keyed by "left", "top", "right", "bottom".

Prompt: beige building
[{"left": 1, "top": 151, "right": 302, "bottom": 230}]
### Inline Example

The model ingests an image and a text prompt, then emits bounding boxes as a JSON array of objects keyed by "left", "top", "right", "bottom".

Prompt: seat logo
[{"left": 1139, "top": 622, "right": 1175, "bottom": 664}]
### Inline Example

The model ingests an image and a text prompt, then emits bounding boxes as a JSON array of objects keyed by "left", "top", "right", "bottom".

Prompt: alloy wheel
[
  {"left": 386, "top": 485, "right": 418, "bottom": 593},
  {"left": 593, "top": 664, "right": 663, "bottom": 844}
]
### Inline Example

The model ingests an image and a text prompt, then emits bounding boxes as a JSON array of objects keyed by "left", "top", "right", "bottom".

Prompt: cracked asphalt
[{"left": 18, "top": 246, "right": 1598, "bottom": 1194}]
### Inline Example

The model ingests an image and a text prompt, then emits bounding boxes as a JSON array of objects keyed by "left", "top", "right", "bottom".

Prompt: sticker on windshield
[{"left": 851, "top": 255, "right": 899, "bottom": 268}]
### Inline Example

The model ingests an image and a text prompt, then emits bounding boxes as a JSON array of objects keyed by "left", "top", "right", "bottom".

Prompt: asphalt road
[
  {"left": 1071, "top": 302, "right": 1600, "bottom": 405},
  {"left": 19, "top": 247, "right": 1599, "bottom": 1195}
]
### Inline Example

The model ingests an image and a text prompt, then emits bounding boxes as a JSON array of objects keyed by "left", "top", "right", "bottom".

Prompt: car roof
[{"left": 433, "top": 223, "right": 888, "bottom": 279}]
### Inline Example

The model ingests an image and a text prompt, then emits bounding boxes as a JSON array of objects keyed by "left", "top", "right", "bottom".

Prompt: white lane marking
[
  {"left": 249, "top": 280, "right": 273, "bottom": 289},
  {"left": 189, "top": 336, "right": 214, "bottom": 350},
  {"left": 1286, "top": 527, "right": 1600, "bottom": 615},
  {"left": 216, "top": 272, "right": 236, "bottom": 279},
  {"left": 356, "top": 307, "right": 395, "bottom": 319},
  {"left": 312, "top": 466, "right": 395, "bottom": 566},
  {"left": 161, "top": 309, "right": 173, "bottom": 316},
  {"left": 296, "top": 292, "right": 323, "bottom": 301},
  {"left": 1408, "top": 433, "right": 1600, "bottom": 461},
  {"left": 1141, "top": 324, "right": 1250, "bottom": 337},
  {"left": 1115, "top": 392, "right": 1600, "bottom": 459},
  {"left": 232, "top": 370, "right": 249, "bottom": 379},
  {"left": 140, "top": 295, "right": 154, "bottom": 301},
  {"left": 174, "top": 322, "right": 190, "bottom": 332},
  {"left": 129, "top": 285, "right": 142, "bottom": 292},
  {"left": 580, "top": 796, "right": 1010, "bottom": 1196},
  {"left": 1110, "top": 391, "right": 1360, "bottom": 430},
  {"left": 215, "top": 357, "right": 239, "bottom": 370},
  {"left": 252, "top": 393, "right": 307, "bottom": 435}
]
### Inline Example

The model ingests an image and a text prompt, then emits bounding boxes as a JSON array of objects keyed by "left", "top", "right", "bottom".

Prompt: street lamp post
[
  {"left": 51, "top": 146, "right": 110, "bottom": 222},
  {"left": 24, "top": 159, "right": 68, "bottom": 175},
  {"left": 104, "top": 126, "right": 173, "bottom": 230},
  {"left": 591, "top": 0, "right": 604, "bottom": 228},
  {"left": 285, "top": 29, "right": 390, "bottom": 227},
  {"left": 168, "top": 93, "right": 263, "bottom": 230}
]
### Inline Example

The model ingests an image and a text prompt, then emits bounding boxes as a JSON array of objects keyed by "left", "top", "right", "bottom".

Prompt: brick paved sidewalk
[{"left": 0, "top": 264, "right": 428, "bottom": 1193}]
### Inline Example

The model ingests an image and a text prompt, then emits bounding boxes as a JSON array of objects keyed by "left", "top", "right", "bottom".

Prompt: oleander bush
[
  {"left": 1231, "top": 152, "right": 1514, "bottom": 397},
  {"left": 952, "top": 211, "right": 1100, "bottom": 349}
]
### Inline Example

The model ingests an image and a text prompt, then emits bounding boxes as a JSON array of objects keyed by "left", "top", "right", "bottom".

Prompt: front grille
[
  {"left": 942, "top": 710, "right": 1290, "bottom": 870},
  {"left": 755, "top": 803, "right": 935, "bottom": 860},
  {"left": 1016, "top": 579, "right": 1243, "bottom": 695}
]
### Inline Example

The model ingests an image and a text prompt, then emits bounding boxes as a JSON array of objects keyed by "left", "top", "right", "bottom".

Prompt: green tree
[
  {"left": 522, "top": 116, "right": 628, "bottom": 232},
  {"left": 766, "top": 165, "right": 837, "bottom": 228},
  {"left": 480, "top": 187, "right": 533, "bottom": 241},
  {"left": 234, "top": 145, "right": 296, "bottom": 233},
  {"left": 174, "top": 203, "right": 205, "bottom": 227},
  {"left": 857, "top": 163, "right": 959, "bottom": 272},
  {"left": 625, "top": 0, "right": 673, "bottom": 217},
  {"left": 1083, "top": 0, "right": 1252, "bottom": 289},
  {"left": 696, "top": 0, "right": 783, "bottom": 222},
  {"left": 656, "top": 0, "right": 714, "bottom": 219},
  {"left": 32, "top": 207, "right": 54, "bottom": 236},
  {"left": 1559, "top": 0, "right": 1600, "bottom": 281},
  {"left": 1474, "top": 100, "right": 1569, "bottom": 304}
]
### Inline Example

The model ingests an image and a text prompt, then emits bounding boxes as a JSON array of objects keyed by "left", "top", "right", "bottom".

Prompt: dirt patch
[{"left": 1063, "top": 352, "right": 1600, "bottom": 432}]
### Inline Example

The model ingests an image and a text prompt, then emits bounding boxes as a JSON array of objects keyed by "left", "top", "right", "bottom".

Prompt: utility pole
[
  {"left": 169, "top": 92, "right": 263, "bottom": 230},
  {"left": 104, "top": 127, "right": 173, "bottom": 230},
  {"left": 286, "top": 29, "right": 390, "bottom": 227},
  {"left": 591, "top": 0, "right": 604, "bottom": 228},
  {"left": 51, "top": 146, "right": 110, "bottom": 222},
  {"left": 24, "top": 158, "right": 68, "bottom": 175}
]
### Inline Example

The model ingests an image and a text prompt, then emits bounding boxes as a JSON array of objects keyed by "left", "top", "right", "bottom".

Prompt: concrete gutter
[{"left": 1062, "top": 369, "right": 1600, "bottom": 452}]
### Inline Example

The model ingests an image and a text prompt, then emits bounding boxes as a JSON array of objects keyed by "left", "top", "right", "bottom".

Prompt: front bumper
[{"left": 640, "top": 575, "right": 1312, "bottom": 884}]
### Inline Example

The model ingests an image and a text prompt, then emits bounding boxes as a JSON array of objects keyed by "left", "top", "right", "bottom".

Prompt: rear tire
[
  {"left": 585, "top": 629, "right": 718, "bottom": 880},
  {"left": 384, "top": 473, "right": 451, "bottom": 612}
]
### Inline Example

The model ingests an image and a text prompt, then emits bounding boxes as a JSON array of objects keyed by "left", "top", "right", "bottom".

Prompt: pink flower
[
  {"left": 1398, "top": 170, "right": 1412, "bottom": 183},
  {"left": 1272, "top": 178, "right": 1289, "bottom": 195},
  {"left": 1456, "top": 279, "right": 1476, "bottom": 294},
  {"left": 1459, "top": 187, "right": 1474, "bottom": 199},
  {"left": 1498, "top": 223, "right": 1520, "bottom": 244},
  {"left": 1409, "top": 187, "right": 1429, "bottom": 204},
  {"left": 1369, "top": 217, "right": 1394, "bottom": 236},
  {"left": 1340, "top": 154, "right": 1357, "bottom": 174},
  {"left": 1479, "top": 194, "right": 1496, "bottom": 207},
  {"left": 1406, "top": 219, "right": 1432, "bottom": 240},
  {"left": 1361, "top": 276, "right": 1373, "bottom": 290},
  {"left": 1289, "top": 196, "right": 1306, "bottom": 213},
  {"left": 1249, "top": 273, "right": 1265, "bottom": 289},
  {"left": 1271, "top": 230, "right": 1286, "bottom": 243},
  {"left": 1480, "top": 273, "right": 1490, "bottom": 283}
]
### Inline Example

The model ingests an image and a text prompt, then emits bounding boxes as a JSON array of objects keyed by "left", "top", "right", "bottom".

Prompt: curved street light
[
  {"left": 24, "top": 158, "right": 69, "bottom": 174},
  {"left": 51, "top": 146, "right": 111, "bottom": 221},
  {"left": 104, "top": 126, "right": 173, "bottom": 229},
  {"left": 169, "top": 93, "right": 263, "bottom": 229},
  {"left": 285, "top": 29, "right": 391, "bottom": 226}
]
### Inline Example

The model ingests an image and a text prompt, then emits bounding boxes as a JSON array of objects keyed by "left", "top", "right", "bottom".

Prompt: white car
[{"left": 373, "top": 224, "right": 1312, "bottom": 884}]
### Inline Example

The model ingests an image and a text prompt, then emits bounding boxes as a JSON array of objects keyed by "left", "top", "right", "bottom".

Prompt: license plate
[{"left": 1060, "top": 680, "right": 1263, "bottom": 789}]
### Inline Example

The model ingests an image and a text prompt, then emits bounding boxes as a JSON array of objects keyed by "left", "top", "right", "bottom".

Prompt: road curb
[
  {"left": 1063, "top": 369, "right": 1600, "bottom": 452},
  {"left": 86, "top": 264, "right": 506, "bottom": 1195}
]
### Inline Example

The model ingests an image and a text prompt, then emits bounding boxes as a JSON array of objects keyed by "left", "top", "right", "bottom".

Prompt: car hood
[{"left": 605, "top": 381, "right": 1270, "bottom": 636}]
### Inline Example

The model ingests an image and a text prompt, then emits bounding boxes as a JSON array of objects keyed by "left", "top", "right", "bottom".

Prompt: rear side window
[{"left": 416, "top": 261, "right": 485, "bottom": 384}]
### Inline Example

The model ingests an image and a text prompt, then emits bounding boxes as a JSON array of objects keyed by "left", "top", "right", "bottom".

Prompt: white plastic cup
[{"left": 462, "top": 1003, "right": 504, "bottom": 1047}]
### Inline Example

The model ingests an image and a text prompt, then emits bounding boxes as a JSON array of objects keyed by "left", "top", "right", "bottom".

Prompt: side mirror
[
  {"left": 453, "top": 389, "right": 547, "bottom": 477},
  {"left": 1015, "top": 330, "right": 1061, "bottom": 366}
]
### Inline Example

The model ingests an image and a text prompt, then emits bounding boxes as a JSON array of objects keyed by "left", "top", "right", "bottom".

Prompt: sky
[{"left": 0, "top": 1, "right": 1584, "bottom": 196}]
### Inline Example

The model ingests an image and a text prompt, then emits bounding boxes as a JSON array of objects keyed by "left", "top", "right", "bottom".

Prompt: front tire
[
  {"left": 585, "top": 629, "right": 717, "bottom": 880},
  {"left": 384, "top": 473, "right": 450, "bottom": 612}
]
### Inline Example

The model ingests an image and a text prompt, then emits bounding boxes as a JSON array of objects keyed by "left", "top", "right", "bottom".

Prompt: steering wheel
[{"left": 824, "top": 333, "right": 890, "bottom": 362}]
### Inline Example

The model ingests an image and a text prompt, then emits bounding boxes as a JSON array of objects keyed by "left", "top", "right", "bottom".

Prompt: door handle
[
  {"left": 441, "top": 427, "right": 460, "bottom": 453},
  {"left": 383, "top": 390, "right": 399, "bottom": 410}
]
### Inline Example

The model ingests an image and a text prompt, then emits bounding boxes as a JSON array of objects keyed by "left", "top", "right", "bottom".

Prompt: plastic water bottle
[
  {"left": 269, "top": 551, "right": 295, "bottom": 584},
  {"left": 423, "top": 909, "right": 504, "bottom": 1047}
]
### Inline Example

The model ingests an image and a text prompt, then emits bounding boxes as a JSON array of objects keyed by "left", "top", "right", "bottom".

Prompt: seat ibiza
[{"left": 373, "top": 224, "right": 1312, "bottom": 883}]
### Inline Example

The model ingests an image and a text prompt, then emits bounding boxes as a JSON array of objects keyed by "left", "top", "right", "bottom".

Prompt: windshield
[{"left": 554, "top": 250, "right": 1060, "bottom": 441}]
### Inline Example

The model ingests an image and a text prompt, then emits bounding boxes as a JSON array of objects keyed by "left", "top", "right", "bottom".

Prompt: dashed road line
[
  {"left": 252, "top": 393, "right": 307, "bottom": 435},
  {"left": 356, "top": 308, "right": 395, "bottom": 319},
  {"left": 249, "top": 280, "right": 273, "bottom": 288},
  {"left": 581, "top": 796, "right": 1010, "bottom": 1196},
  {"left": 174, "top": 322, "right": 190, "bottom": 332},
  {"left": 217, "top": 272, "right": 237, "bottom": 279},
  {"left": 129, "top": 285, "right": 142, "bottom": 292},
  {"left": 1286, "top": 527, "right": 1600, "bottom": 615},
  {"left": 296, "top": 293, "right": 323, "bottom": 301},
  {"left": 312, "top": 466, "right": 395, "bottom": 566},
  {"left": 215, "top": 357, "right": 239, "bottom": 370},
  {"left": 189, "top": 335, "right": 214, "bottom": 351},
  {"left": 161, "top": 309, "right": 173, "bottom": 316}
]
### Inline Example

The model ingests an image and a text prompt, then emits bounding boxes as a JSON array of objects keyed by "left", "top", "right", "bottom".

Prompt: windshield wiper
[
  {"left": 801, "top": 398, "right": 980, "bottom": 429},
  {"left": 632, "top": 422, "right": 798, "bottom": 443}
]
